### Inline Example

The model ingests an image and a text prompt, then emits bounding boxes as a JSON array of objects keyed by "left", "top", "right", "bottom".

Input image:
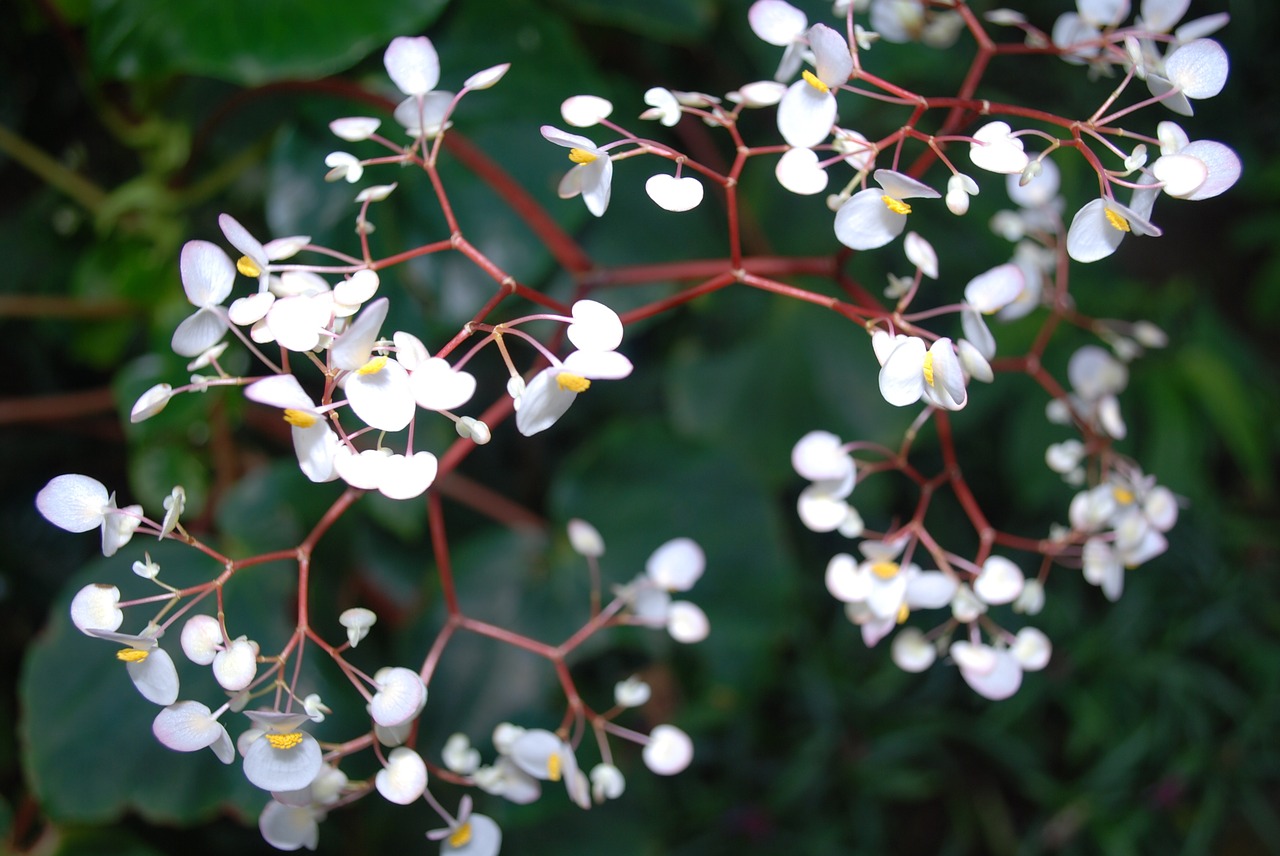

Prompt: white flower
[
  {"left": 443, "top": 733, "right": 481, "bottom": 775},
  {"left": 339, "top": 607, "right": 377, "bottom": 648},
  {"left": 409, "top": 357, "right": 477, "bottom": 412},
  {"left": 130, "top": 383, "right": 173, "bottom": 423},
  {"left": 643, "top": 724, "right": 693, "bottom": 775},
  {"left": 324, "top": 151, "right": 363, "bottom": 183},
  {"left": 951, "top": 640, "right": 1023, "bottom": 699},
  {"left": 567, "top": 518, "right": 605, "bottom": 557},
  {"left": 834, "top": 170, "right": 940, "bottom": 251},
  {"left": 878, "top": 336, "right": 968, "bottom": 410},
  {"left": 561, "top": 95, "right": 614, "bottom": 128},
  {"left": 172, "top": 240, "right": 236, "bottom": 357},
  {"left": 333, "top": 448, "right": 439, "bottom": 500},
  {"left": 385, "top": 36, "right": 440, "bottom": 97},
  {"left": 645, "top": 174, "right": 705, "bottom": 212},
  {"left": 890, "top": 626, "right": 937, "bottom": 672},
  {"left": 393, "top": 92, "right": 455, "bottom": 139},
  {"left": 428, "top": 798, "right": 503, "bottom": 856},
  {"left": 964, "top": 263, "right": 1024, "bottom": 314},
  {"left": 590, "top": 763, "right": 626, "bottom": 802},
  {"left": 972, "top": 556, "right": 1024, "bottom": 605},
  {"left": 375, "top": 746, "right": 428, "bottom": 804},
  {"left": 968, "top": 121, "right": 1029, "bottom": 174},
  {"left": 748, "top": 0, "right": 809, "bottom": 81},
  {"left": 776, "top": 24, "right": 852, "bottom": 148},
  {"left": 36, "top": 474, "right": 143, "bottom": 557},
  {"left": 614, "top": 676, "right": 651, "bottom": 708},
  {"left": 212, "top": 636, "right": 259, "bottom": 692},
  {"left": 258, "top": 799, "right": 320, "bottom": 852},
  {"left": 1066, "top": 196, "right": 1161, "bottom": 263},
  {"left": 825, "top": 543, "right": 956, "bottom": 625},
  {"left": 541, "top": 126, "right": 613, "bottom": 217},
  {"left": 241, "top": 710, "right": 323, "bottom": 792},
  {"left": 69, "top": 584, "right": 123, "bottom": 634},
  {"left": 330, "top": 116, "right": 381, "bottom": 142},
  {"left": 369, "top": 666, "right": 427, "bottom": 728},
  {"left": 152, "top": 700, "right": 234, "bottom": 763},
  {"left": 1145, "top": 38, "right": 1229, "bottom": 116},
  {"left": 775, "top": 147, "right": 829, "bottom": 196},
  {"left": 85, "top": 626, "right": 180, "bottom": 705},
  {"left": 639, "top": 87, "right": 681, "bottom": 125}
]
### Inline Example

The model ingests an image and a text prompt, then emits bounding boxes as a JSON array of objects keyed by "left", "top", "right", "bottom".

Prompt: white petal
[
  {"left": 384, "top": 36, "right": 440, "bottom": 96},
  {"left": 645, "top": 174, "right": 705, "bottom": 212},
  {"left": 153, "top": 701, "right": 232, "bottom": 757},
  {"left": 666, "top": 601, "right": 710, "bottom": 643},
  {"left": 244, "top": 733, "right": 323, "bottom": 792},
  {"left": 904, "top": 231, "right": 938, "bottom": 279},
  {"left": 70, "top": 584, "right": 123, "bottom": 633},
  {"left": 732, "top": 80, "right": 787, "bottom": 108},
  {"left": 777, "top": 81, "right": 836, "bottom": 149},
  {"left": 834, "top": 189, "right": 905, "bottom": 251},
  {"left": 333, "top": 269, "right": 380, "bottom": 308},
  {"left": 906, "top": 571, "right": 958, "bottom": 608},
  {"left": 749, "top": 0, "right": 807, "bottom": 45},
  {"left": 332, "top": 297, "right": 389, "bottom": 371},
  {"left": 1151, "top": 153, "right": 1207, "bottom": 197},
  {"left": 965, "top": 263, "right": 1024, "bottom": 313},
  {"left": 246, "top": 374, "right": 315, "bottom": 412},
  {"left": 37, "top": 474, "right": 109, "bottom": 532},
  {"left": 1164, "top": 39, "right": 1228, "bottom": 100},
  {"left": 228, "top": 291, "right": 275, "bottom": 326},
  {"left": 891, "top": 627, "right": 937, "bottom": 672},
  {"left": 370, "top": 667, "right": 427, "bottom": 728},
  {"left": 969, "top": 121, "right": 1029, "bottom": 174},
  {"left": 330, "top": 116, "right": 381, "bottom": 141},
  {"left": 393, "top": 92, "right": 453, "bottom": 137},
  {"left": 567, "top": 300, "right": 624, "bottom": 351},
  {"left": 824, "top": 553, "right": 869, "bottom": 602},
  {"left": 180, "top": 614, "right": 223, "bottom": 665},
  {"left": 465, "top": 63, "right": 510, "bottom": 90},
  {"left": 1178, "top": 140, "right": 1240, "bottom": 200},
  {"left": 128, "top": 647, "right": 180, "bottom": 705},
  {"left": 514, "top": 368, "right": 577, "bottom": 435},
  {"left": 1078, "top": 0, "right": 1129, "bottom": 27},
  {"left": 259, "top": 800, "right": 319, "bottom": 851},
  {"left": 1006, "top": 156, "right": 1061, "bottom": 207},
  {"left": 266, "top": 295, "right": 331, "bottom": 353},
  {"left": 409, "top": 357, "right": 477, "bottom": 411},
  {"left": 212, "top": 638, "right": 259, "bottom": 691},
  {"left": 973, "top": 556, "right": 1025, "bottom": 605},
  {"left": 344, "top": 359, "right": 414, "bottom": 433},
  {"left": 377, "top": 452, "right": 438, "bottom": 501},
  {"left": 376, "top": 746, "right": 428, "bottom": 804},
  {"left": 957, "top": 647, "right": 1023, "bottom": 699},
  {"left": 568, "top": 519, "right": 605, "bottom": 557},
  {"left": 180, "top": 240, "right": 236, "bottom": 307},
  {"left": 561, "top": 95, "right": 614, "bottom": 128},
  {"left": 807, "top": 23, "right": 853, "bottom": 86},
  {"left": 1012, "top": 627, "right": 1052, "bottom": 671},
  {"left": 878, "top": 337, "right": 927, "bottom": 406},
  {"left": 334, "top": 448, "right": 394, "bottom": 491},
  {"left": 874, "top": 169, "right": 940, "bottom": 200},
  {"left": 562, "top": 348, "right": 632, "bottom": 379},
  {"left": 791, "top": 430, "right": 854, "bottom": 483},
  {"left": 171, "top": 307, "right": 230, "bottom": 357},
  {"left": 642, "top": 725, "right": 692, "bottom": 775},
  {"left": 646, "top": 538, "right": 705, "bottom": 591},
  {"left": 1066, "top": 198, "right": 1128, "bottom": 262},
  {"left": 797, "top": 484, "right": 852, "bottom": 533},
  {"left": 775, "top": 147, "right": 829, "bottom": 195}
]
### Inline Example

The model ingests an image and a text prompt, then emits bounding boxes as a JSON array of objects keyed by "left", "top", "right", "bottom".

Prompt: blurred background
[{"left": 2, "top": 0, "right": 1278, "bottom": 854}]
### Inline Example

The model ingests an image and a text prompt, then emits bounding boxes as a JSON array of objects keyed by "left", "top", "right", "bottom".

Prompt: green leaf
[
  {"left": 548, "top": 0, "right": 717, "bottom": 42},
  {"left": 87, "top": 0, "right": 449, "bottom": 85}
]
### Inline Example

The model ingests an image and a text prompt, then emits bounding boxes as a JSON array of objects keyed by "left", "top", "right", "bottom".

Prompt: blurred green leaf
[{"left": 87, "top": 0, "right": 449, "bottom": 85}]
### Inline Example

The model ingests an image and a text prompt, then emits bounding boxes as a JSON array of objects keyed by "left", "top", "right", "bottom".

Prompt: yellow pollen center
[
  {"left": 872, "top": 561, "right": 900, "bottom": 580},
  {"left": 896, "top": 603, "right": 910, "bottom": 624},
  {"left": 922, "top": 352, "right": 935, "bottom": 387},
  {"left": 556, "top": 372, "right": 591, "bottom": 393},
  {"left": 116, "top": 648, "right": 149, "bottom": 663},
  {"left": 357, "top": 355, "right": 388, "bottom": 376},
  {"left": 448, "top": 823, "right": 473, "bottom": 848},
  {"left": 236, "top": 256, "right": 262, "bottom": 278},
  {"left": 547, "top": 752, "right": 562, "bottom": 782},
  {"left": 1113, "top": 486, "right": 1135, "bottom": 505},
  {"left": 266, "top": 732, "right": 304, "bottom": 750},
  {"left": 802, "top": 69, "right": 829, "bottom": 93},
  {"left": 1104, "top": 207, "right": 1131, "bottom": 233},
  {"left": 283, "top": 409, "right": 317, "bottom": 428},
  {"left": 882, "top": 196, "right": 912, "bottom": 216},
  {"left": 568, "top": 148, "right": 597, "bottom": 165}
]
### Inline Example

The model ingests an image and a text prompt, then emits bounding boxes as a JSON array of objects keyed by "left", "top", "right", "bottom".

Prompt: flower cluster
[{"left": 33, "top": 0, "right": 1239, "bottom": 850}]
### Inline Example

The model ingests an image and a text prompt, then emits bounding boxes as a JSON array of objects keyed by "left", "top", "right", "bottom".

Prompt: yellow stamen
[
  {"left": 236, "top": 256, "right": 262, "bottom": 278},
  {"left": 357, "top": 355, "right": 388, "bottom": 376},
  {"left": 448, "top": 823, "right": 473, "bottom": 848},
  {"left": 556, "top": 372, "right": 591, "bottom": 393},
  {"left": 283, "top": 409, "right": 317, "bottom": 428},
  {"left": 922, "top": 352, "right": 935, "bottom": 388},
  {"left": 547, "top": 752, "right": 562, "bottom": 782},
  {"left": 882, "top": 196, "right": 912, "bottom": 216},
  {"left": 266, "top": 732, "right": 304, "bottom": 750},
  {"left": 1112, "top": 486, "right": 1135, "bottom": 505},
  {"left": 896, "top": 603, "right": 910, "bottom": 624},
  {"left": 1104, "top": 207, "right": 1131, "bottom": 233},
  {"left": 802, "top": 69, "right": 829, "bottom": 94},
  {"left": 116, "top": 648, "right": 149, "bottom": 663},
  {"left": 568, "top": 148, "right": 597, "bottom": 165},
  {"left": 871, "top": 561, "right": 900, "bottom": 580}
]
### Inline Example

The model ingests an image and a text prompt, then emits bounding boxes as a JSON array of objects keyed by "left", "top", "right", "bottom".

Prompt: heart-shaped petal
[
  {"left": 409, "top": 357, "right": 477, "bottom": 411},
  {"left": 775, "top": 148, "right": 829, "bottom": 195},
  {"left": 645, "top": 174, "right": 705, "bottom": 212},
  {"left": 969, "top": 121, "right": 1029, "bottom": 174}
]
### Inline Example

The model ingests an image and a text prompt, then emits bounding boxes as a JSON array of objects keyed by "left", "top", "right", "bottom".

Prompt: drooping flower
[
  {"left": 834, "top": 170, "right": 940, "bottom": 251},
  {"left": 85, "top": 626, "right": 180, "bottom": 705},
  {"left": 153, "top": 700, "right": 235, "bottom": 763},
  {"left": 878, "top": 335, "right": 968, "bottom": 410},
  {"left": 36, "top": 474, "right": 144, "bottom": 557},
  {"left": 541, "top": 126, "right": 614, "bottom": 217}
]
